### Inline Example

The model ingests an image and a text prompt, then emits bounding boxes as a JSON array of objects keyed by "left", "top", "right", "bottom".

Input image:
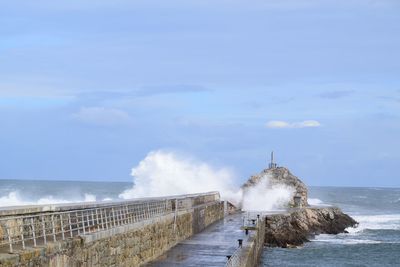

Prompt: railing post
[
  {"left": 20, "top": 225, "right": 25, "bottom": 250},
  {"left": 76, "top": 212, "right": 80, "bottom": 235},
  {"left": 148, "top": 203, "right": 152, "bottom": 218},
  {"left": 116, "top": 208, "right": 120, "bottom": 226},
  {"left": 112, "top": 207, "right": 116, "bottom": 227},
  {"left": 104, "top": 209, "right": 109, "bottom": 229},
  {"left": 123, "top": 207, "right": 126, "bottom": 224},
  {"left": 96, "top": 209, "right": 100, "bottom": 230},
  {"left": 119, "top": 208, "right": 122, "bottom": 226},
  {"left": 173, "top": 199, "right": 178, "bottom": 231},
  {"left": 51, "top": 215, "right": 56, "bottom": 242},
  {"left": 86, "top": 212, "right": 90, "bottom": 232},
  {"left": 31, "top": 217, "right": 37, "bottom": 247},
  {"left": 133, "top": 205, "right": 137, "bottom": 223},
  {"left": 6, "top": 228, "right": 13, "bottom": 253},
  {"left": 42, "top": 216, "right": 47, "bottom": 245},
  {"left": 68, "top": 213, "right": 73, "bottom": 238},
  {"left": 118, "top": 209, "right": 122, "bottom": 226},
  {"left": 125, "top": 205, "right": 129, "bottom": 224},
  {"left": 99, "top": 209, "right": 104, "bottom": 230},
  {"left": 60, "top": 214, "right": 65, "bottom": 240},
  {"left": 126, "top": 205, "right": 131, "bottom": 224},
  {"left": 91, "top": 210, "right": 95, "bottom": 230},
  {"left": 82, "top": 212, "right": 86, "bottom": 235}
]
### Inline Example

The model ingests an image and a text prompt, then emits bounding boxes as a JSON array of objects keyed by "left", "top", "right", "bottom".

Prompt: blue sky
[{"left": 1, "top": 0, "right": 399, "bottom": 186}]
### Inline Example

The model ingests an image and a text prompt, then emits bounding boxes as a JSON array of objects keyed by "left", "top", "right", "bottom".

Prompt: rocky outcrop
[
  {"left": 264, "top": 207, "right": 358, "bottom": 247},
  {"left": 242, "top": 167, "right": 308, "bottom": 207}
]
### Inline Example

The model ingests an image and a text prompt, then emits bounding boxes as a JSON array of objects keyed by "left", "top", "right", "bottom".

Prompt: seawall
[
  {"left": 0, "top": 192, "right": 224, "bottom": 267},
  {"left": 226, "top": 213, "right": 266, "bottom": 267}
]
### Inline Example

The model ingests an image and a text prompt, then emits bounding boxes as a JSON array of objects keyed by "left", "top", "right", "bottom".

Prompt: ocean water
[
  {"left": 262, "top": 186, "right": 400, "bottom": 267},
  {"left": 0, "top": 179, "right": 132, "bottom": 207},
  {"left": 1, "top": 181, "right": 399, "bottom": 266}
]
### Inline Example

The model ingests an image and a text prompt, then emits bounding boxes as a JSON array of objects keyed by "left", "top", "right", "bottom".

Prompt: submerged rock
[{"left": 264, "top": 207, "right": 358, "bottom": 247}]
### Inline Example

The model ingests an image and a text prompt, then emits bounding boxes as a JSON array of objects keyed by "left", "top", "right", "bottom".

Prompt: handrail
[
  {"left": 0, "top": 192, "right": 220, "bottom": 253},
  {"left": 0, "top": 191, "right": 220, "bottom": 215},
  {"left": 225, "top": 213, "right": 263, "bottom": 267},
  {"left": 225, "top": 247, "right": 244, "bottom": 267}
]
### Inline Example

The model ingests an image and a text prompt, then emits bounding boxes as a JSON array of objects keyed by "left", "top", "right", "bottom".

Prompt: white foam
[
  {"left": 241, "top": 174, "right": 294, "bottom": 211},
  {"left": 346, "top": 214, "right": 400, "bottom": 233},
  {"left": 0, "top": 191, "right": 98, "bottom": 207},
  {"left": 119, "top": 150, "right": 242, "bottom": 204},
  {"left": 119, "top": 150, "right": 295, "bottom": 211},
  {"left": 313, "top": 235, "right": 382, "bottom": 245},
  {"left": 308, "top": 198, "right": 331, "bottom": 206}
]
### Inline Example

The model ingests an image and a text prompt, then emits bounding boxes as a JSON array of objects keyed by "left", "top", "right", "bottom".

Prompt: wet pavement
[{"left": 146, "top": 213, "right": 249, "bottom": 267}]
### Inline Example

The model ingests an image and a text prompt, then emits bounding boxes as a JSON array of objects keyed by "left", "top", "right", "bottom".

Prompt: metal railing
[
  {"left": 225, "top": 247, "right": 244, "bottom": 267},
  {"left": 0, "top": 192, "right": 220, "bottom": 253},
  {"left": 225, "top": 212, "right": 263, "bottom": 267}
]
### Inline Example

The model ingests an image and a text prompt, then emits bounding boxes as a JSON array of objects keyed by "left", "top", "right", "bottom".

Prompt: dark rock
[{"left": 264, "top": 207, "right": 358, "bottom": 247}]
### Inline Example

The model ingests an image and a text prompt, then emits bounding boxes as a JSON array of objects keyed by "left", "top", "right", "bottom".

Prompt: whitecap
[
  {"left": 313, "top": 237, "right": 382, "bottom": 245},
  {"left": 308, "top": 198, "right": 331, "bottom": 206},
  {"left": 0, "top": 190, "right": 99, "bottom": 207},
  {"left": 346, "top": 214, "right": 400, "bottom": 233}
]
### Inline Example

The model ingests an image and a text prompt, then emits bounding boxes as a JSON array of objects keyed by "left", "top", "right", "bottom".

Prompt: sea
[
  {"left": 263, "top": 186, "right": 400, "bottom": 267},
  {"left": 0, "top": 180, "right": 399, "bottom": 266}
]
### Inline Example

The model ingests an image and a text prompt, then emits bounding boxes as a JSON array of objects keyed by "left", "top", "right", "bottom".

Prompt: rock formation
[
  {"left": 242, "top": 165, "right": 358, "bottom": 247},
  {"left": 264, "top": 207, "right": 358, "bottom": 247},
  {"left": 242, "top": 167, "right": 308, "bottom": 207}
]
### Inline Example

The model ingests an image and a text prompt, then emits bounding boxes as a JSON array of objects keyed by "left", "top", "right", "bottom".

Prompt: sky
[{"left": 0, "top": 0, "right": 399, "bottom": 187}]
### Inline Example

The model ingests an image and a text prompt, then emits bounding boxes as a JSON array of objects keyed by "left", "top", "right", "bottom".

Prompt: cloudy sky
[{"left": 1, "top": 0, "right": 399, "bottom": 186}]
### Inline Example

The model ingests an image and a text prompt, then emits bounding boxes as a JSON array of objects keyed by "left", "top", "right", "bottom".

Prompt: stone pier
[{"left": 0, "top": 192, "right": 225, "bottom": 267}]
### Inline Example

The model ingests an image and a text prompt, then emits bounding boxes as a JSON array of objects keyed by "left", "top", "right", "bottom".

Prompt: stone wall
[
  {"left": 0, "top": 199, "right": 224, "bottom": 267},
  {"left": 230, "top": 216, "right": 266, "bottom": 267},
  {"left": 243, "top": 218, "right": 265, "bottom": 267}
]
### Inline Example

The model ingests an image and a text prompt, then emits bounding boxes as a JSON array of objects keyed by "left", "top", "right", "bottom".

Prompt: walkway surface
[{"left": 146, "top": 213, "right": 249, "bottom": 267}]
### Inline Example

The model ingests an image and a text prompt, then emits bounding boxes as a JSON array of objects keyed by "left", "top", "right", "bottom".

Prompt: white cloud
[
  {"left": 266, "top": 120, "right": 321, "bottom": 129},
  {"left": 72, "top": 106, "right": 132, "bottom": 126}
]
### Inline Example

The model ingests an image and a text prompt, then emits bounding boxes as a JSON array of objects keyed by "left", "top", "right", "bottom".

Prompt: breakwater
[
  {"left": 225, "top": 213, "right": 266, "bottom": 267},
  {"left": 0, "top": 192, "right": 224, "bottom": 266}
]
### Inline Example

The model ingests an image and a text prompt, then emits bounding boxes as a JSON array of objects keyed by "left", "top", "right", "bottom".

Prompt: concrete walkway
[{"left": 146, "top": 213, "right": 248, "bottom": 267}]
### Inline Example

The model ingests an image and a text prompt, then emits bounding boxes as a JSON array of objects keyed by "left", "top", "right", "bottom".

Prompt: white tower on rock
[{"left": 268, "top": 151, "right": 277, "bottom": 169}]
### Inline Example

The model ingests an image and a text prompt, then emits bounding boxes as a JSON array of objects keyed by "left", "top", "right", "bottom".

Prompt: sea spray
[
  {"left": 241, "top": 174, "right": 295, "bottom": 211},
  {"left": 119, "top": 150, "right": 296, "bottom": 211},
  {"left": 1, "top": 151, "right": 298, "bottom": 210},
  {"left": 119, "top": 150, "right": 242, "bottom": 204}
]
